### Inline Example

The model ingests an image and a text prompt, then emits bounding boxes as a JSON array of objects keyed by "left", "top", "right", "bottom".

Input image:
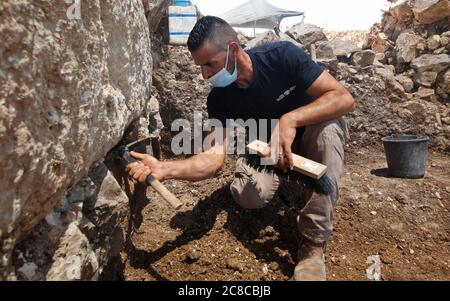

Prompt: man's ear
[{"left": 229, "top": 41, "right": 240, "bottom": 55}]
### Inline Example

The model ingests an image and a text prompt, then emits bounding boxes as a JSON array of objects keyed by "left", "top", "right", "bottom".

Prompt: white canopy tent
[{"left": 218, "top": 0, "right": 304, "bottom": 35}]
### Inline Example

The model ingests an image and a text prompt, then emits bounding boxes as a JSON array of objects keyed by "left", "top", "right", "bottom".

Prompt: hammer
[{"left": 118, "top": 138, "right": 183, "bottom": 210}]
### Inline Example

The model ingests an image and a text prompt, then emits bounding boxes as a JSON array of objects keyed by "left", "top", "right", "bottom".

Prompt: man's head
[{"left": 188, "top": 16, "right": 241, "bottom": 82}]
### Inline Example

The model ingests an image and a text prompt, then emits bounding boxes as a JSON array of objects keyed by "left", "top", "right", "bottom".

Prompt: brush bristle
[{"left": 242, "top": 154, "right": 333, "bottom": 195}]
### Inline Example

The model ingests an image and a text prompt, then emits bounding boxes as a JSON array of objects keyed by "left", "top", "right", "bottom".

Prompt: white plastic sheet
[{"left": 218, "top": 0, "right": 304, "bottom": 30}]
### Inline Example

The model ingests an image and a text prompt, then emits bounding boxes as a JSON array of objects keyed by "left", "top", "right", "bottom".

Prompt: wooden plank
[{"left": 247, "top": 140, "right": 327, "bottom": 180}]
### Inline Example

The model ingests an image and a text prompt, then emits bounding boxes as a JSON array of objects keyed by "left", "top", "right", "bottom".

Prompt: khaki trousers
[{"left": 230, "top": 118, "right": 349, "bottom": 244}]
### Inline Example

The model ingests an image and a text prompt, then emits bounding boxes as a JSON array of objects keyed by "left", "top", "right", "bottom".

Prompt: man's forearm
[
  {"left": 161, "top": 153, "right": 224, "bottom": 182},
  {"left": 286, "top": 90, "right": 355, "bottom": 128}
]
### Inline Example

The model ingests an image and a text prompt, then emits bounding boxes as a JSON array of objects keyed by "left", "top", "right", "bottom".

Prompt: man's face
[{"left": 191, "top": 41, "right": 234, "bottom": 80}]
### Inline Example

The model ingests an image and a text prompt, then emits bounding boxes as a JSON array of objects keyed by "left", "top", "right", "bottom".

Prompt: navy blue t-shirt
[{"left": 207, "top": 41, "right": 324, "bottom": 142}]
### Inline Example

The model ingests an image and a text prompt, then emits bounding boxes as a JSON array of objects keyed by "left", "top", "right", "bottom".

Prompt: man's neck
[{"left": 235, "top": 50, "right": 253, "bottom": 89}]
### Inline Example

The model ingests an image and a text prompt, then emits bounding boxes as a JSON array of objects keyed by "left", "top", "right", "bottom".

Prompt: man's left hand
[{"left": 273, "top": 113, "right": 297, "bottom": 172}]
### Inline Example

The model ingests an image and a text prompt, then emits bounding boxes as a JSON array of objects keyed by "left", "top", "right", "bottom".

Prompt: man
[{"left": 127, "top": 16, "right": 355, "bottom": 280}]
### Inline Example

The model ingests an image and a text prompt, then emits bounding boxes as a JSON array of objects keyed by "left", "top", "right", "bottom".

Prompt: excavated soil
[{"left": 121, "top": 145, "right": 450, "bottom": 281}]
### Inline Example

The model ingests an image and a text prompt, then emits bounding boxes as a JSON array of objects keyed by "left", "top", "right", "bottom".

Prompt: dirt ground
[{"left": 121, "top": 145, "right": 450, "bottom": 281}]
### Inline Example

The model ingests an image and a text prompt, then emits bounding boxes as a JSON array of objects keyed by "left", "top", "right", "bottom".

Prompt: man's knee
[
  {"left": 230, "top": 177, "right": 274, "bottom": 209},
  {"left": 230, "top": 157, "right": 279, "bottom": 209},
  {"left": 299, "top": 118, "right": 348, "bottom": 184}
]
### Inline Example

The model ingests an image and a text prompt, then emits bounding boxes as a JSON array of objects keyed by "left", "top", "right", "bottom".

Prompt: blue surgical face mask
[{"left": 208, "top": 45, "right": 238, "bottom": 88}]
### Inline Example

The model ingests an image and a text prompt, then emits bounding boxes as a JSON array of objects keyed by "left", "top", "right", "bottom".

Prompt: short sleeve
[{"left": 282, "top": 42, "right": 324, "bottom": 92}]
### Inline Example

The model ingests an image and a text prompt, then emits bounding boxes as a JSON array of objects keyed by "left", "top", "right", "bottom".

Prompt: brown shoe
[{"left": 292, "top": 238, "right": 326, "bottom": 281}]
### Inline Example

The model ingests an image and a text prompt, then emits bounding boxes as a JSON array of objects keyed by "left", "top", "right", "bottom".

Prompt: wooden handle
[
  {"left": 122, "top": 149, "right": 182, "bottom": 210},
  {"left": 146, "top": 175, "right": 183, "bottom": 209},
  {"left": 247, "top": 140, "right": 328, "bottom": 180}
]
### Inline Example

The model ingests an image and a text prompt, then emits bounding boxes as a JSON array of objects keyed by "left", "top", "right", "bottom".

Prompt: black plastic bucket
[{"left": 382, "top": 134, "right": 429, "bottom": 178}]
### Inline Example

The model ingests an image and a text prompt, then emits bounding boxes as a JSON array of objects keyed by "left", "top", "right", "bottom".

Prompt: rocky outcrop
[
  {"left": 346, "top": 0, "right": 450, "bottom": 151},
  {"left": 0, "top": 0, "right": 153, "bottom": 280},
  {"left": 13, "top": 162, "right": 129, "bottom": 281},
  {"left": 363, "top": 0, "right": 450, "bottom": 102}
]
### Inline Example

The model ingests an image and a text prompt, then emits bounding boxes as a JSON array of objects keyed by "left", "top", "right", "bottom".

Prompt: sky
[{"left": 191, "top": 0, "right": 387, "bottom": 35}]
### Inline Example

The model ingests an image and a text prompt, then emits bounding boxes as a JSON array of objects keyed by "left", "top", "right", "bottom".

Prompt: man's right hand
[{"left": 126, "top": 151, "right": 166, "bottom": 183}]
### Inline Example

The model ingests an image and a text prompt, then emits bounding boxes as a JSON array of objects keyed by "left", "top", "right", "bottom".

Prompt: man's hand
[
  {"left": 271, "top": 113, "right": 297, "bottom": 172},
  {"left": 126, "top": 151, "right": 166, "bottom": 183}
]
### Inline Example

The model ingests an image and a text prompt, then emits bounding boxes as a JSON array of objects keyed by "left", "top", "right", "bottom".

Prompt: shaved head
[{"left": 187, "top": 16, "right": 239, "bottom": 52}]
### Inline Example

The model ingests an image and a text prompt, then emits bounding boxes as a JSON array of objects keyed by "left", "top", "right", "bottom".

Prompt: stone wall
[
  {"left": 0, "top": 0, "right": 154, "bottom": 280},
  {"left": 363, "top": 0, "right": 450, "bottom": 101},
  {"left": 360, "top": 0, "right": 450, "bottom": 150}
]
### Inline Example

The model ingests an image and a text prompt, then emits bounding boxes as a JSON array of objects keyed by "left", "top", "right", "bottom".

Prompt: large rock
[
  {"left": 413, "top": 0, "right": 450, "bottom": 24},
  {"left": 374, "top": 67, "right": 406, "bottom": 95},
  {"left": 382, "top": 13, "right": 408, "bottom": 41},
  {"left": 395, "top": 75, "right": 415, "bottom": 92},
  {"left": 427, "top": 35, "right": 441, "bottom": 51},
  {"left": 438, "top": 69, "right": 450, "bottom": 93},
  {"left": 286, "top": 23, "right": 327, "bottom": 48},
  {"left": 403, "top": 100, "right": 428, "bottom": 122},
  {"left": 441, "top": 32, "right": 450, "bottom": 47},
  {"left": 46, "top": 223, "right": 99, "bottom": 281},
  {"left": 363, "top": 24, "right": 395, "bottom": 53},
  {"left": 413, "top": 71, "right": 438, "bottom": 87},
  {"left": 0, "top": 0, "right": 152, "bottom": 279},
  {"left": 390, "top": 0, "right": 414, "bottom": 22},
  {"left": 411, "top": 54, "right": 450, "bottom": 73},
  {"left": 414, "top": 86, "right": 436, "bottom": 99},
  {"left": 351, "top": 50, "right": 376, "bottom": 66},
  {"left": 13, "top": 162, "right": 128, "bottom": 281},
  {"left": 315, "top": 41, "right": 336, "bottom": 60},
  {"left": 395, "top": 32, "right": 426, "bottom": 63},
  {"left": 373, "top": 33, "right": 395, "bottom": 53},
  {"left": 328, "top": 39, "right": 361, "bottom": 57}
]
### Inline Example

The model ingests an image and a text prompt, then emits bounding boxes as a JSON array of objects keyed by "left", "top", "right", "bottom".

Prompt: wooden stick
[
  {"left": 146, "top": 175, "right": 183, "bottom": 210},
  {"left": 247, "top": 140, "right": 327, "bottom": 180},
  {"left": 310, "top": 44, "right": 317, "bottom": 63}
]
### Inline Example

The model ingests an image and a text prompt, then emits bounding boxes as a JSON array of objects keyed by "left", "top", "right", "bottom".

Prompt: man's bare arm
[
  {"left": 285, "top": 71, "right": 355, "bottom": 128},
  {"left": 127, "top": 127, "right": 227, "bottom": 183},
  {"left": 274, "top": 71, "right": 355, "bottom": 171},
  {"left": 162, "top": 128, "right": 227, "bottom": 181}
]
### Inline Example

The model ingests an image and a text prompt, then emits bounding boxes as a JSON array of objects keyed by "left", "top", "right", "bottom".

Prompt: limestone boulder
[
  {"left": 413, "top": 0, "right": 450, "bottom": 24},
  {"left": 351, "top": 50, "right": 376, "bottom": 66},
  {"left": 286, "top": 23, "right": 328, "bottom": 48},
  {"left": 395, "top": 32, "right": 426, "bottom": 63},
  {"left": 411, "top": 54, "right": 450, "bottom": 73},
  {"left": 0, "top": 0, "right": 152, "bottom": 279}
]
